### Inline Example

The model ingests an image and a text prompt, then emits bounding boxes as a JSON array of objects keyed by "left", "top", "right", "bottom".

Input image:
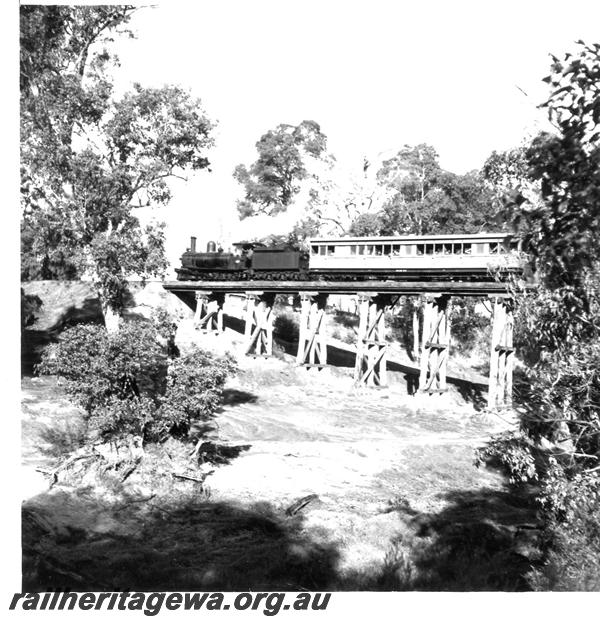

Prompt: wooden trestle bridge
[{"left": 163, "top": 279, "right": 516, "bottom": 409}]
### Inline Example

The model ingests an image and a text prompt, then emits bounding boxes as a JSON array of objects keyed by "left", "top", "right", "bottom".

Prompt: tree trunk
[{"left": 103, "top": 304, "right": 121, "bottom": 333}]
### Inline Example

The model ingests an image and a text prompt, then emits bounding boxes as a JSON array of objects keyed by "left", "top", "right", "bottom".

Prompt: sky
[
  {"left": 106, "top": 0, "right": 600, "bottom": 273},
  {"left": 32, "top": 0, "right": 600, "bottom": 270}
]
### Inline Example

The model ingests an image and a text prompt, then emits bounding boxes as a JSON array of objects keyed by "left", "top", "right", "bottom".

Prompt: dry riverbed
[{"left": 21, "top": 344, "right": 540, "bottom": 591}]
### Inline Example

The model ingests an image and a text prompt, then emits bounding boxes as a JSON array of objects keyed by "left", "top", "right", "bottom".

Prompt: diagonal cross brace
[
  {"left": 359, "top": 347, "right": 386, "bottom": 384},
  {"left": 302, "top": 309, "right": 325, "bottom": 363}
]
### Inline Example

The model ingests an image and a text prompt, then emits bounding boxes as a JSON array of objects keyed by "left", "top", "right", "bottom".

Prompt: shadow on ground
[
  {"left": 23, "top": 482, "right": 540, "bottom": 592},
  {"left": 21, "top": 296, "right": 104, "bottom": 376},
  {"left": 22, "top": 490, "right": 341, "bottom": 592},
  {"left": 342, "top": 485, "right": 541, "bottom": 591}
]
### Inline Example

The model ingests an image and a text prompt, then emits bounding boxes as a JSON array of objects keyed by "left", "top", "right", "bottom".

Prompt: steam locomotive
[{"left": 175, "top": 233, "right": 524, "bottom": 282}]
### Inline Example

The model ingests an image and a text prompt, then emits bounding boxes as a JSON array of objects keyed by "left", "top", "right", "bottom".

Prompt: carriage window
[
  {"left": 463, "top": 243, "right": 472, "bottom": 255},
  {"left": 453, "top": 243, "right": 462, "bottom": 254},
  {"left": 434, "top": 243, "right": 444, "bottom": 255},
  {"left": 327, "top": 245, "right": 335, "bottom": 255},
  {"left": 374, "top": 245, "right": 383, "bottom": 256},
  {"left": 358, "top": 245, "right": 365, "bottom": 254},
  {"left": 319, "top": 245, "right": 327, "bottom": 255},
  {"left": 499, "top": 243, "right": 507, "bottom": 254},
  {"left": 365, "top": 245, "right": 373, "bottom": 255},
  {"left": 392, "top": 245, "right": 401, "bottom": 255},
  {"left": 425, "top": 244, "right": 434, "bottom": 255},
  {"left": 402, "top": 244, "right": 413, "bottom": 256},
  {"left": 384, "top": 245, "right": 391, "bottom": 255},
  {"left": 311, "top": 245, "right": 318, "bottom": 255},
  {"left": 350, "top": 245, "right": 357, "bottom": 255},
  {"left": 509, "top": 241, "right": 519, "bottom": 252},
  {"left": 444, "top": 244, "right": 452, "bottom": 255},
  {"left": 416, "top": 244, "right": 424, "bottom": 256},
  {"left": 474, "top": 243, "right": 486, "bottom": 255},
  {"left": 489, "top": 242, "right": 499, "bottom": 254}
]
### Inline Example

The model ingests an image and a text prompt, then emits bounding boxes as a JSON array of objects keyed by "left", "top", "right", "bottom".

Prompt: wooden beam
[
  {"left": 418, "top": 294, "right": 451, "bottom": 394},
  {"left": 488, "top": 297, "right": 514, "bottom": 409},
  {"left": 297, "top": 293, "right": 328, "bottom": 368},
  {"left": 354, "top": 294, "right": 391, "bottom": 386},
  {"left": 164, "top": 280, "right": 519, "bottom": 296}
]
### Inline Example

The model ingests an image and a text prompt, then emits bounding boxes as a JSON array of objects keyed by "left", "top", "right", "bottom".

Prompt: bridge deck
[{"left": 163, "top": 279, "right": 512, "bottom": 297}]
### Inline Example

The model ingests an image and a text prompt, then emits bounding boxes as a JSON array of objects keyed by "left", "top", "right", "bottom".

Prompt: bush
[
  {"left": 273, "top": 310, "right": 299, "bottom": 342},
  {"left": 475, "top": 432, "right": 538, "bottom": 484},
  {"left": 449, "top": 298, "right": 489, "bottom": 356},
  {"left": 38, "top": 320, "right": 237, "bottom": 443},
  {"left": 529, "top": 467, "right": 600, "bottom": 591},
  {"left": 38, "top": 322, "right": 166, "bottom": 411},
  {"left": 152, "top": 307, "right": 180, "bottom": 358},
  {"left": 156, "top": 350, "right": 237, "bottom": 440}
]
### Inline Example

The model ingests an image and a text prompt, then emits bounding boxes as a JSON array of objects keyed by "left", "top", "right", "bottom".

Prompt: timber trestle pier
[{"left": 163, "top": 280, "right": 517, "bottom": 409}]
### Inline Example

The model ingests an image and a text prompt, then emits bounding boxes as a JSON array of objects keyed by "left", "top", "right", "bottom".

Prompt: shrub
[
  {"left": 155, "top": 350, "right": 237, "bottom": 440},
  {"left": 88, "top": 396, "right": 158, "bottom": 440},
  {"left": 38, "top": 322, "right": 166, "bottom": 411},
  {"left": 529, "top": 467, "right": 600, "bottom": 591},
  {"left": 273, "top": 310, "right": 299, "bottom": 342},
  {"left": 449, "top": 298, "right": 489, "bottom": 356},
  {"left": 38, "top": 320, "right": 236, "bottom": 443},
  {"left": 475, "top": 432, "right": 538, "bottom": 484},
  {"left": 152, "top": 307, "right": 180, "bottom": 357}
]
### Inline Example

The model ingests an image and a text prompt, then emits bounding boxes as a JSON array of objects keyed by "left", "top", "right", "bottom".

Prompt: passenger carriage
[{"left": 308, "top": 233, "right": 522, "bottom": 280}]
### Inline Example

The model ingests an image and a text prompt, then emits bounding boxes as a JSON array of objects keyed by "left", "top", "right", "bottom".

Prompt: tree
[
  {"left": 479, "top": 43, "right": 600, "bottom": 590},
  {"left": 377, "top": 144, "right": 442, "bottom": 207},
  {"left": 233, "top": 120, "right": 328, "bottom": 219},
  {"left": 482, "top": 145, "right": 541, "bottom": 231},
  {"left": 20, "top": 6, "right": 215, "bottom": 327},
  {"left": 515, "top": 41, "right": 600, "bottom": 293},
  {"left": 348, "top": 212, "right": 384, "bottom": 236},
  {"left": 377, "top": 144, "right": 499, "bottom": 236},
  {"left": 38, "top": 320, "right": 237, "bottom": 443}
]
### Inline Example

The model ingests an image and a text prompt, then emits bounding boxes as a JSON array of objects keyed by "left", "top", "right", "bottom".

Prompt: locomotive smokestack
[{"left": 190, "top": 236, "right": 197, "bottom": 253}]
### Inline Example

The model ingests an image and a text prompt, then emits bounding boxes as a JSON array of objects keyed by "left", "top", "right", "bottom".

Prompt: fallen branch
[
  {"left": 172, "top": 472, "right": 204, "bottom": 483},
  {"left": 119, "top": 459, "right": 140, "bottom": 483},
  {"left": 286, "top": 494, "right": 319, "bottom": 517},
  {"left": 43, "top": 449, "right": 99, "bottom": 487}
]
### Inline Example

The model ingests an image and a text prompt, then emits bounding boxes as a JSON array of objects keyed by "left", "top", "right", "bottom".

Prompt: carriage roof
[{"left": 309, "top": 233, "right": 514, "bottom": 245}]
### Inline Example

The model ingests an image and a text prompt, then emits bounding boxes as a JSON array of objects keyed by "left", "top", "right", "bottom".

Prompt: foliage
[
  {"left": 482, "top": 144, "right": 537, "bottom": 222},
  {"left": 348, "top": 212, "right": 384, "bottom": 236},
  {"left": 156, "top": 350, "right": 237, "bottom": 440},
  {"left": 504, "top": 41, "right": 600, "bottom": 469},
  {"left": 335, "top": 148, "right": 501, "bottom": 239},
  {"left": 449, "top": 298, "right": 490, "bottom": 355},
  {"left": 37, "top": 322, "right": 166, "bottom": 412},
  {"left": 21, "top": 289, "right": 42, "bottom": 328},
  {"left": 479, "top": 41, "right": 600, "bottom": 591},
  {"left": 306, "top": 159, "right": 395, "bottom": 237},
  {"left": 273, "top": 310, "right": 299, "bottom": 343},
  {"left": 475, "top": 432, "right": 538, "bottom": 484},
  {"left": 375, "top": 144, "right": 501, "bottom": 236},
  {"left": 20, "top": 6, "right": 215, "bottom": 314},
  {"left": 513, "top": 41, "right": 600, "bottom": 293},
  {"left": 234, "top": 120, "right": 328, "bottom": 219},
  {"left": 38, "top": 321, "right": 236, "bottom": 443},
  {"left": 514, "top": 318, "right": 600, "bottom": 466},
  {"left": 529, "top": 463, "right": 600, "bottom": 591},
  {"left": 385, "top": 299, "right": 417, "bottom": 357},
  {"left": 152, "top": 307, "right": 180, "bottom": 358}
]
